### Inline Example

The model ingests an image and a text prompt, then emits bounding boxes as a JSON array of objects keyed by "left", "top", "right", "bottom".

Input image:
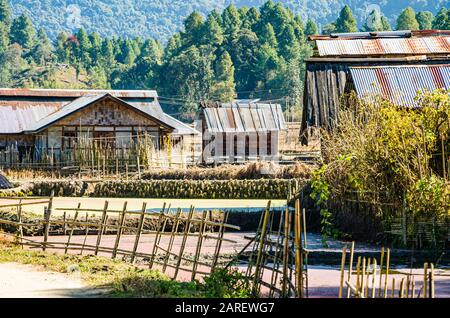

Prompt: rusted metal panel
[
  {"left": 202, "top": 103, "right": 286, "bottom": 133},
  {"left": 0, "top": 88, "right": 158, "bottom": 98},
  {"left": 350, "top": 65, "right": 450, "bottom": 107},
  {"left": 316, "top": 37, "right": 450, "bottom": 57}
]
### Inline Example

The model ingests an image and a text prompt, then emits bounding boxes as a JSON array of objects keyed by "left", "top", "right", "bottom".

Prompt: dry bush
[{"left": 314, "top": 90, "right": 450, "bottom": 246}]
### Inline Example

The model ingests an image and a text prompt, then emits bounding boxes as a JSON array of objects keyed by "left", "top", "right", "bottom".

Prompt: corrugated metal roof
[
  {"left": 202, "top": 103, "right": 287, "bottom": 133},
  {"left": 0, "top": 88, "right": 158, "bottom": 98},
  {"left": 315, "top": 37, "right": 450, "bottom": 57},
  {"left": 350, "top": 65, "right": 450, "bottom": 108},
  {"left": 0, "top": 90, "right": 199, "bottom": 135}
]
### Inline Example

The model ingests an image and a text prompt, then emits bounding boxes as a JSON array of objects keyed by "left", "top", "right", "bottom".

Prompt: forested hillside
[
  {"left": 0, "top": 0, "right": 449, "bottom": 121},
  {"left": 10, "top": 0, "right": 450, "bottom": 42}
]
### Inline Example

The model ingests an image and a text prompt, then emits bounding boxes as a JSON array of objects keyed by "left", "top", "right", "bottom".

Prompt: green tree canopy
[
  {"left": 335, "top": 5, "right": 357, "bottom": 33},
  {"left": 10, "top": 14, "right": 36, "bottom": 50},
  {"left": 396, "top": 7, "right": 420, "bottom": 30}
]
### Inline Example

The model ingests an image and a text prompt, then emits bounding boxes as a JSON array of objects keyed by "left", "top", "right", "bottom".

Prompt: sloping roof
[
  {"left": 0, "top": 88, "right": 158, "bottom": 98},
  {"left": 0, "top": 174, "right": 12, "bottom": 189},
  {"left": 315, "top": 37, "right": 450, "bottom": 57},
  {"left": 310, "top": 30, "right": 450, "bottom": 58},
  {"left": 350, "top": 65, "right": 450, "bottom": 108},
  {"left": 0, "top": 89, "right": 199, "bottom": 135},
  {"left": 201, "top": 102, "right": 287, "bottom": 133}
]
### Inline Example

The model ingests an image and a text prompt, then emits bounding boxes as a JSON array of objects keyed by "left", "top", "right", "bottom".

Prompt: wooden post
[
  {"left": 95, "top": 201, "right": 109, "bottom": 256},
  {"left": 365, "top": 258, "right": 371, "bottom": 297},
  {"left": 399, "top": 278, "right": 405, "bottom": 298},
  {"left": 212, "top": 211, "right": 228, "bottom": 270},
  {"left": 130, "top": 202, "right": 147, "bottom": 264},
  {"left": 411, "top": 276, "right": 416, "bottom": 298},
  {"left": 112, "top": 201, "right": 128, "bottom": 259},
  {"left": 339, "top": 244, "right": 347, "bottom": 298}
]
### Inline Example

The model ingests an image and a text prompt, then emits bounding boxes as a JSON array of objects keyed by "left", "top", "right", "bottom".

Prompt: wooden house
[
  {"left": 0, "top": 89, "right": 199, "bottom": 167},
  {"left": 301, "top": 30, "right": 450, "bottom": 144},
  {"left": 197, "top": 101, "right": 287, "bottom": 164}
]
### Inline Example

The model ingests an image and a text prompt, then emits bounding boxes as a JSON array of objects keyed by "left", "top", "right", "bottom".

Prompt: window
[
  {"left": 222, "top": 133, "right": 227, "bottom": 157},
  {"left": 233, "top": 135, "right": 238, "bottom": 159},
  {"left": 63, "top": 131, "right": 76, "bottom": 150},
  {"left": 267, "top": 132, "right": 272, "bottom": 156}
]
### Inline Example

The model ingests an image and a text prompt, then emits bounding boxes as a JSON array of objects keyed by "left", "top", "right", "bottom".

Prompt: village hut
[{"left": 301, "top": 30, "right": 450, "bottom": 144}]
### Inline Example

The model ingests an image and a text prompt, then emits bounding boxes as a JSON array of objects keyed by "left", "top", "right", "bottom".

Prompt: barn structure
[
  {"left": 0, "top": 89, "right": 200, "bottom": 168},
  {"left": 197, "top": 101, "right": 287, "bottom": 164},
  {"left": 301, "top": 30, "right": 450, "bottom": 143}
]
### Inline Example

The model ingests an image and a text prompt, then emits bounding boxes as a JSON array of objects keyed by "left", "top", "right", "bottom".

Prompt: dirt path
[{"left": 0, "top": 263, "right": 104, "bottom": 298}]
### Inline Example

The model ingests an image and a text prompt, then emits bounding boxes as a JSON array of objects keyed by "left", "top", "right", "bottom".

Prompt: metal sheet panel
[
  {"left": 316, "top": 37, "right": 450, "bottom": 56},
  {"left": 350, "top": 65, "right": 450, "bottom": 107}
]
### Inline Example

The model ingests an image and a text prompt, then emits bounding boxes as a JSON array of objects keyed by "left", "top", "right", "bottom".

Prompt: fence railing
[{"left": 0, "top": 196, "right": 240, "bottom": 281}]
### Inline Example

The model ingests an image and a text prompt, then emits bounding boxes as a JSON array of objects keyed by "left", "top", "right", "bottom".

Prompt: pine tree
[
  {"left": 304, "top": 19, "right": 318, "bottom": 36},
  {"left": 396, "top": 7, "right": 420, "bottom": 30},
  {"left": 222, "top": 5, "right": 241, "bottom": 39},
  {"left": 182, "top": 11, "right": 204, "bottom": 46},
  {"left": 31, "top": 28, "right": 53, "bottom": 65},
  {"left": 54, "top": 31, "right": 69, "bottom": 63},
  {"left": 75, "top": 28, "right": 92, "bottom": 67},
  {"left": 211, "top": 51, "right": 236, "bottom": 102},
  {"left": 381, "top": 16, "right": 392, "bottom": 31},
  {"left": 10, "top": 14, "right": 36, "bottom": 50},
  {"left": 0, "top": 21, "right": 9, "bottom": 52},
  {"left": 0, "top": 0, "right": 10, "bottom": 28},
  {"left": 100, "top": 38, "right": 115, "bottom": 69},
  {"left": 89, "top": 32, "right": 102, "bottom": 65},
  {"left": 335, "top": 6, "right": 358, "bottom": 33},
  {"left": 432, "top": 8, "right": 449, "bottom": 30},
  {"left": 259, "top": 23, "right": 278, "bottom": 47},
  {"left": 200, "top": 14, "right": 224, "bottom": 46},
  {"left": 416, "top": 11, "right": 434, "bottom": 30}
]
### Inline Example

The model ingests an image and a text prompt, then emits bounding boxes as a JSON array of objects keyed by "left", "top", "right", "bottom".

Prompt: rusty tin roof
[{"left": 350, "top": 65, "right": 450, "bottom": 107}]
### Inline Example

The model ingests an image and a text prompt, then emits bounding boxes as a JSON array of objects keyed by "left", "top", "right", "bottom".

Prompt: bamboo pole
[
  {"left": 399, "top": 278, "right": 405, "bottom": 298},
  {"left": 252, "top": 201, "right": 271, "bottom": 297},
  {"left": 423, "top": 263, "right": 428, "bottom": 298},
  {"left": 361, "top": 257, "right": 366, "bottom": 297},
  {"left": 149, "top": 203, "right": 167, "bottom": 268},
  {"left": 130, "top": 202, "right": 147, "bottom": 264},
  {"left": 294, "top": 199, "right": 304, "bottom": 298},
  {"left": 391, "top": 278, "right": 395, "bottom": 298},
  {"left": 112, "top": 201, "right": 128, "bottom": 259},
  {"left": 355, "top": 256, "right": 361, "bottom": 298},
  {"left": 429, "top": 263, "right": 435, "bottom": 298},
  {"left": 17, "top": 199, "right": 23, "bottom": 245},
  {"left": 365, "top": 258, "right": 371, "bottom": 297},
  {"left": 174, "top": 206, "right": 194, "bottom": 280},
  {"left": 378, "top": 247, "right": 385, "bottom": 298},
  {"left": 339, "top": 244, "right": 347, "bottom": 298},
  {"left": 64, "top": 203, "right": 80, "bottom": 254},
  {"left": 371, "top": 258, "right": 377, "bottom": 298},
  {"left": 94, "top": 201, "right": 109, "bottom": 256},
  {"left": 346, "top": 241, "right": 355, "bottom": 298},
  {"left": 281, "top": 207, "right": 290, "bottom": 298},
  {"left": 163, "top": 208, "right": 182, "bottom": 273},
  {"left": 80, "top": 213, "right": 89, "bottom": 255},
  {"left": 212, "top": 211, "right": 229, "bottom": 270},
  {"left": 191, "top": 211, "right": 207, "bottom": 281},
  {"left": 383, "top": 248, "right": 390, "bottom": 298}
]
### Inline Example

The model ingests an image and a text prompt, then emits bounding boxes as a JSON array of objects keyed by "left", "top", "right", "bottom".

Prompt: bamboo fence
[
  {"left": 339, "top": 242, "right": 436, "bottom": 298},
  {"left": 0, "top": 196, "right": 240, "bottom": 281},
  {"left": 227, "top": 199, "right": 308, "bottom": 298}
]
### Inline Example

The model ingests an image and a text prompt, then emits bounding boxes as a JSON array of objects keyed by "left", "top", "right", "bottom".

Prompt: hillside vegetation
[{"left": 10, "top": 0, "right": 450, "bottom": 42}]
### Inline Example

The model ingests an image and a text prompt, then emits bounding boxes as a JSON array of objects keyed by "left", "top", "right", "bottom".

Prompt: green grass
[{"left": 0, "top": 241, "right": 252, "bottom": 298}]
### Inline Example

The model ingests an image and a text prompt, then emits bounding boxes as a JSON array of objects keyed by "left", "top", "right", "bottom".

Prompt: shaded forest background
[{"left": 0, "top": 0, "right": 449, "bottom": 120}]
